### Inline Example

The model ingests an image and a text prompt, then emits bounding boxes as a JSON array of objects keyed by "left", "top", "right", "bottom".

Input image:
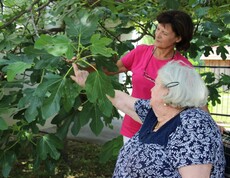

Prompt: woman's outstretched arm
[
  {"left": 107, "top": 90, "right": 141, "bottom": 124},
  {"left": 71, "top": 63, "right": 141, "bottom": 123}
]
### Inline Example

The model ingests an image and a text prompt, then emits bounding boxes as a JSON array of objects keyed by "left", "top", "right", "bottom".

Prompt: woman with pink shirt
[{"left": 115, "top": 10, "right": 194, "bottom": 143}]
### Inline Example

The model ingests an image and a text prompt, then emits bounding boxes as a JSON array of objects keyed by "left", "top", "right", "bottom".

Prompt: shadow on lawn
[{"left": 5, "top": 140, "right": 116, "bottom": 178}]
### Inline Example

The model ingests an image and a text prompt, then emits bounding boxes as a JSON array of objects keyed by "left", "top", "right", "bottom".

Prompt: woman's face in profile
[
  {"left": 154, "top": 23, "right": 181, "bottom": 49},
  {"left": 150, "top": 76, "right": 168, "bottom": 111}
]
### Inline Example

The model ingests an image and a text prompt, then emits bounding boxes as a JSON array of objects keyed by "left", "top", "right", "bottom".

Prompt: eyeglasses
[
  {"left": 143, "top": 54, "right": 179, "bottom": 88},
  {"left": 144, "top": 70, "right": 155, "bottom": 83},
  {"left": 143, "top": 48, "right": 176, "bottom": 83},
  {"left": 143, "top": 53, "right": 155, "bottom": 83}
]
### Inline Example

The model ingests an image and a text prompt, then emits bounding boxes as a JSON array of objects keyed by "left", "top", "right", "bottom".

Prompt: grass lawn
[{"left": 4, "top": 139, "right": 116, "bottom": 178}]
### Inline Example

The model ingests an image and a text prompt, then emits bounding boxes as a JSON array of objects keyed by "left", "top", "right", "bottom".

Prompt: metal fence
[{"left": 195, "top": 65, "right": 230, "bottom": 126}]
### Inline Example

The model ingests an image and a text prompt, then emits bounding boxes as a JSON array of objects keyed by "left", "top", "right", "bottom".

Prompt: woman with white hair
[{"left": 71, "top": 61, "right": 225, "bottom": 177}]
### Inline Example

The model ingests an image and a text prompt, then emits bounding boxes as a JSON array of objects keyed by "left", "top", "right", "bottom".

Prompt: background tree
[{"left": 0, "top": 0, "right": 229, "bottom": 177}]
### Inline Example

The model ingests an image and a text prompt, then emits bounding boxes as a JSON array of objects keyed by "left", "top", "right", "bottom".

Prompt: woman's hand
[{"left": 70, "top": 63, "right": 89, "bottom": 87}]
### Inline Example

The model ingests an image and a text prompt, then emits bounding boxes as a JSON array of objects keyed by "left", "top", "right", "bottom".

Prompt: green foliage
[
  {"left": 99, "top": 135, "right": 123, "bottom": 164},
  {"left": 219, "top": 74, "right": 230, "bottom": 90},
  {"left": 35, "top": 34, "right": 74, "bottom": 59},
  {"left": 0, "top": 0, "right": 229, "bottom": 177},
  {"left": 6, "top": 62, "right": 32, "bottom": 81},
  {"left": 201, "top": 72, "right": 221, "bottom": 106},
  {"left": 90, "top": 34, "right": 116, "bottom": 57},
  {"left": 0, "top": 151, "right": 16, "bottom": 177},
  {"left": 37, "top": 134, "right": 63, "bottom": 160},
  {"left": 85, "top": 71, "right": 115, "bottom": 116},
  {"left": 0, "top": 118, "right": 8, "bottom": 130}
]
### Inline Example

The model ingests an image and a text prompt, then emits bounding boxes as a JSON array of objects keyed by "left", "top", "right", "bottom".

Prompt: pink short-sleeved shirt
[{"left": 120, "top": 44, "right": 192, "bottom": 138}]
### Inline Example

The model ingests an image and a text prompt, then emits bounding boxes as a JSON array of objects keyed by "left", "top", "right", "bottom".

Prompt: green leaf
[
  {"left": 0, "top": 33, "right": 27, "bottom": 51},
  {"left": 0, "top": 117, "right": 8, "bottom": 130},
  {"left": 89, "top": 110, "right": 104, "bottom": 136},
  {"left": 0, "top": 59, "right": 10, "bottom": 65},
  {"left": 34, "top": 34, "right": 73, "bottom": 58},
  {"left": 0, "top": 151, "right": 17, "bottom": 178},
  {"left": 34, "top": 74, "right": 62, "bottom": 97},
  {"left": 41, "top": 77, "right": 64, "bottom": 120},
  {"left": 78, "top": 102, "right": 94, "bottom": 127},
  {"left": 95, "top": 56, "right": 118, "bottom": 72},
  {"left": 18, "top": 88, "right": 42, "bottom": 123},
  {"left": 188, "top": 0, "right": 197, "bottom": 6},
  {"left": 56, "top": 116, "right": 73, "bottom": 140},
  {"left": 77, "top": 102, "right": 104, "bottom": 136},
  {"left": 85, "top": 71, "right": 114, "bottom": 117},
  {"left": 165, "top": 0, "right": 179, "bottom": 9},
  {"left": 62, "top": 79, "right": 82, "bottom": 112},
  {"left": 25, "top": 96, "right": 42, "bottom": 123},
  {"left": 90, "top": 34, "right": 116, "bottom": 57},
  {"left": 34, "top": 55, "right": 61, "bottom": 70},
  {"left": 99, "top": 136, "right": 123, "bottom": 163},
  {"left": 222, "top": 12, "right": 230, "bottom": 24},
  {"left": 195, "top": 7, "right": 210, "bottom": 18},
  {"left": 201, "top": 72, "right": 215, "bottom": 84},
  {"left": 202, "top": 21, "right": 222, "bottom": 38},
  {"left": 187, "top": 43, "right": 199, "bottom": 58},
  {"left": 71, "top": 112, "right": 81, "bottom": 136},
  {"left": 21, "top": 74, "right": 63, "bottom": 123},
  {"left": 6, "top": 61, "right": 32, "bottom": 81},
  {"left": 37, "top": 134, "right": 63, "bottom": 160},
  {"left": 220, "top": 74, "right": 230, "bottom": 88},
  {"left": 203, "top": 46, "right": 213, "bottom": 57},
  {"left": 98, "top": 96, "right": 114, "bottom": 117},
  {"left": 64, "top": 9, "right": 99, "bottom": 43},
  {"left": 66, "top": 45, "right": 74, "bottom": 59},
  {"left": 44, "top": 159, "right": 56, "bottom": 174},
  {"left": 0, "top": 107, "right": 16, "bottom": 116},
  {"left": 207, "top": 86, "right": 221, "bottom": 106},
  {"left": 216, "top": 46, "right": 229, "bottom": 60},
  {"left": 24, "top": 46, "right": 47, "bottom": 57}
]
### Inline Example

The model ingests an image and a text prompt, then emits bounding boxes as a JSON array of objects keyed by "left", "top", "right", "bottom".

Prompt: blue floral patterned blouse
[{"left": 113, "top": 99, "right": 225, "bottom": 178}]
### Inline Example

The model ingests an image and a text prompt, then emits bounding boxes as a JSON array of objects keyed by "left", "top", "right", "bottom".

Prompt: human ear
[{"left": 176, "top": 36, "right": 182, "bottom": 43}]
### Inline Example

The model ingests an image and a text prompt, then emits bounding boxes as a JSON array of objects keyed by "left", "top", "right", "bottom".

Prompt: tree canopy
[{"left": 0, "top": 0, "right": 229, "bottom": 177}]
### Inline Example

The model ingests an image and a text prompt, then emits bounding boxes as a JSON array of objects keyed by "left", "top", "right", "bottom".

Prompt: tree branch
[{"left": 0, "top": 0, "right": 53, "bottom": 30}]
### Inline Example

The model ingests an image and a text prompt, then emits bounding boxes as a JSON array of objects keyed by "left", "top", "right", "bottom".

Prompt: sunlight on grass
[{"left": 209, "top": 92, "right": 230, "bottom": 130}]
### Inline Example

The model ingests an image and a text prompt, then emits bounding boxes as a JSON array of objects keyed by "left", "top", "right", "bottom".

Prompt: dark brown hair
[{"left": 156, "top": 10, "right": 194, "bottom": 51}]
